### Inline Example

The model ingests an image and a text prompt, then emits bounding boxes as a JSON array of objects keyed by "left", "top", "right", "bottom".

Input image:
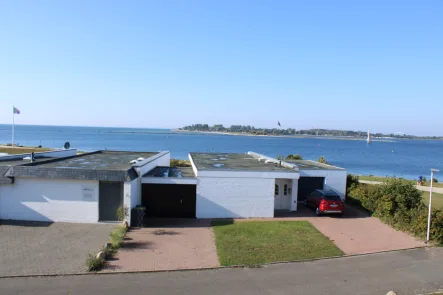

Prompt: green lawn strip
[
  {"left": 359, "top": 175, "right": 443, "bottom": 188},
  {"left": 0, "top": 147, "right": 53, "bottom": 154},
  {"left": 421, "top": 191, "right": 443, "bottom": 210},
  {"left": 212, "top": 220, "right": 343, "bottom": 266}
]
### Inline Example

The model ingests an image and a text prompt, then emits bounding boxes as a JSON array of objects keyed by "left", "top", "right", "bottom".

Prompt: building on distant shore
[{"left": 0, "top": 149, "right": 346, "bottom": 224}]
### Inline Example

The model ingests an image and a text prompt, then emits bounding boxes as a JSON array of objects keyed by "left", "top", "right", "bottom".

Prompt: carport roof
[
  {"left": 285, "top": 160, "right": 345, "bottom": 170},
  {"left": 189, "top": 152, "right": 298, "bottom": 172},
  {"left": 144, "top": 166, "right": 195, "bottom": 178}
]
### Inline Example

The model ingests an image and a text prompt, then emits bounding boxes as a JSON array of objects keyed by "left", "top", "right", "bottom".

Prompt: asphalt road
[{"left": 1, "top": 248, "right": 442, "bottom": 295}]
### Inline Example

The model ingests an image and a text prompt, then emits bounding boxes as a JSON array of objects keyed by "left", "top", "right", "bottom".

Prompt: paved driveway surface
[
  {"left": 0, "top": 220, "right": 114, "bottom": 277},
  {"left": 105, "top": 219, "right": 220, "bottom": 272},
  {"left": 272, "top": 205, "right": 426, "bottom": 255}
]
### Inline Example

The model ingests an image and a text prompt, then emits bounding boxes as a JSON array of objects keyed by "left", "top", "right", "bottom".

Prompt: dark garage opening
[
  {"left": 297, "top": 177, "right": 325, "bottom": 201},
  {"left": 142, "top": 184, "right": 196, "bottom": 218}
]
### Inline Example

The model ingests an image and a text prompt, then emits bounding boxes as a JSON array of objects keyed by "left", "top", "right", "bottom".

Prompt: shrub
[
  {"left": 347, "top": 179, "right": 443, "bottom": 244},
  {"left": 170, "top": 158, "right": 191, "bottom": 167},
  {"left": 110, "top": 226, "right": 128, "bottom": 250},
  {"left": 410, "top": 208, "right": 443, "bottom": 245},
  {"left": 285, "top": 154, "right": 302, "bottom": 160},
  {"left": 346, "top": 183, "right": 380, "bottom": 213},
  {"left": 346, "top": 174, "right": 359, "bottom": 190},
  {"left": 101, "top": 245, "right": 115, "bottom": 258},
  {"left": 377, "top": 178, "right": 423, "bottom": 212},
  {"left": 318, "top": 156, "right": 327, "bottom": 164},
  {"left": 432, "top": 178, "right": 438, "bottom": 183},
  {"left": 116, "top": 206, "right": 129, "bottom": 221},
  {"left": 86, "top": 253, "right": 105, "bottom": 271}
]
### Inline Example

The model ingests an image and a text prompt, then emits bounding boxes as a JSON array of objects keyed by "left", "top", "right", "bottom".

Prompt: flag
[{"left": 13, "top": 107, "right": 20, "bottom": 114}]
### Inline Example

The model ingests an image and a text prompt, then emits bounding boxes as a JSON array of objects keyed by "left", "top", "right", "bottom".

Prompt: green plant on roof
[
  {"left": 318, "top": 156, "right": 328, "bottom": 164},
  {"left": 285, "top": 154, "right": 302, "bottom": 160}
]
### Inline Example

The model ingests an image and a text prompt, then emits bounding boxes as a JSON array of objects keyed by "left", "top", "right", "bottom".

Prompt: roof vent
[
  {"left": 265, "top": 159, "right": 276, "bottom": 164},
  {"left": 213, "top": 163, "right": 224, "bottom": 168},
  {"left": 137, "top": 157, "right": 145, "bottom": 161},
  {"left": 129, "top": 160, "right": 137, "bottom": 164}
]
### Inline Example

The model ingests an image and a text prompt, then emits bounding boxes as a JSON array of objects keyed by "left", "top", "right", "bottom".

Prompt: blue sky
[{"left": 0, "top": 1, "right": 442, "bottom": 135}]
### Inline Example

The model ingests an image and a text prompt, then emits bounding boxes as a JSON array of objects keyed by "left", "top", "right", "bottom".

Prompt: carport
[
  {"left": 297, "top": 177, "right": 325, "bottom": 201},
  {"left": 141, "top": 167, "right": 197, "bottom": 218}
]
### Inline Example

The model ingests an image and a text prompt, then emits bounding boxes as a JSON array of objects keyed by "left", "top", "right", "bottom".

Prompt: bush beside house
[{"left": 347, "top": 175, "right": 443, "bottom": 245}]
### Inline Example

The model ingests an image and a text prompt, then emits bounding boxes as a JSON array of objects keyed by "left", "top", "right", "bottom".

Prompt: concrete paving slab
[{"left": 0, "top": 220, "right": 114, "bottom": 276}]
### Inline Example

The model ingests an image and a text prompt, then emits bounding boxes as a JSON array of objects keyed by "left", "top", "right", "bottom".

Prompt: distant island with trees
[{"left": 177, "top": 124, "right": 443, "bottom": 140}]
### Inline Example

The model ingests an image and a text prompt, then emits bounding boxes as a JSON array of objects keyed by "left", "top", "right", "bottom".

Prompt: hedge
[{"left": 347, "top": 175, "right": 443, "bottom": 245}]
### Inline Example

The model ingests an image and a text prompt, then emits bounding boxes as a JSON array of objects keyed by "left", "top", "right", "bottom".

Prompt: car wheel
[{"left": 315, "top": 207, "right": 321, "bottom": 216}]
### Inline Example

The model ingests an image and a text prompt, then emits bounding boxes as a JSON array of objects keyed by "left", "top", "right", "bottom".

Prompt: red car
[{"left": 304, "top": 189, "right": 344, "bottom": 216}]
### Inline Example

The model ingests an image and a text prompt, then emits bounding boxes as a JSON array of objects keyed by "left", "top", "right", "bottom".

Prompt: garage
[
  {"left": 142, "top": 184, "right": 196, "bottom": 218},
  {"left": 297, "top": 177, "right": 325, "bottom": 201}
]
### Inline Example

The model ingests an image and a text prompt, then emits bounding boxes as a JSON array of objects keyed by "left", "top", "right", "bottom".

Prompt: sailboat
[{"left": 367, "top": 130, "right": 371, "bottom": 144}]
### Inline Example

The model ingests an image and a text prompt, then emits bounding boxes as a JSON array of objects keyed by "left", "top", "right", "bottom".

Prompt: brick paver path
[
  {"left": 0, "top": 220, "right": 114, "bottom": 276},
  {"left": 104, "top": 219, "right": 220, "bottom": 272}
]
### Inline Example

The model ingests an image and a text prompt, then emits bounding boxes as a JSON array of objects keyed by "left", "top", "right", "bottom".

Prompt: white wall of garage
[
  {"left": 0, "top": 178, "right": 99, "bottom": 223},
  {"left": 196, "top": 177, "right": 275, "bottom": 218},
  {"left": 122, "top": 178, "right": 139, "bottom": 225},
  {"left": 299, "top": 169, "right": 347, "bottom": 199}
]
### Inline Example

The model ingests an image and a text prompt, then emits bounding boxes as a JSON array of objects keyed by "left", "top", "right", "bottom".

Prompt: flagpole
[{"left": 12, "top": 105, "right": 15, "bottom": 148}]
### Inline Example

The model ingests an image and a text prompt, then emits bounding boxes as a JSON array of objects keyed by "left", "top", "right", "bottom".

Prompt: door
[
  {"left": 274, "top": 180, "right": 291, "bottom": 210},
  {"left": 297, "top": 177, "right": 325, "bottom": 202},
  {"left": 274, "top": 180, "right": 282, "bottom": 209},
  {"left": 99, "top": 181, "right": 123, "bottom": 221},
  {"left": 142, "top": 184, "right": 196, "bottom": 218}
]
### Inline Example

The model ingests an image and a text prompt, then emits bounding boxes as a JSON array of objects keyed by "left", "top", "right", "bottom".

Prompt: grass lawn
[
  {"left": 359, "top": 175, "right": 443, "bottom": 188},
  {"left": 421, "top": 191, "right": 443, "bottom": 209},
  {"left": 0, "top": 146, "right": 52, "bottom": 154},
  {"left": 212, "top": 220, "right": 343, "bottom": 266}
]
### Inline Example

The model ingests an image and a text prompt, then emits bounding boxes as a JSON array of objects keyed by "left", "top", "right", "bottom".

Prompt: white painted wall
[
  {"left": 0, "top": 178, "right": 99, "bottom": 223},
  {"left": 299, "top": 170, "right": 347, "bottom": 199},
  {"left": 133, "top": 151, "right": 170, "bottom": 177},
  {"left": 196, "top": 177, "right": 275, "bottom": 218},
  {"left": 122, "top": 178, "right": 140, "bottom": 226},
  {"left": 291, "top": 179, "right": 298, "bottom": 211}
]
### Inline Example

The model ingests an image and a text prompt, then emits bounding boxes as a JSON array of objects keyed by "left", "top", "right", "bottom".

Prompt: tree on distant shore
[
  {"left": 318, "top": 156, "right": 327, "bottom": 164},
  {"left": 180, "top": 123, "right": 440, "bottom": 139},
  {"left": 285, "top": 154, "right": 302, "bottom": 160}
]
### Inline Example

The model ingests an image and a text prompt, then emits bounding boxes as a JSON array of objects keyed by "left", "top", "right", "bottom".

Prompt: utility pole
[{"left": 427, "top": 168, "right": 440, "bottom": 242}]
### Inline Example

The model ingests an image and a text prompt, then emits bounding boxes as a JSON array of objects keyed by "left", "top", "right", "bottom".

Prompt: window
[
  {"left": 274, "top": 184, "right": 279, "bottom": 195},
  {"left": 284, "top": 184, "right": 288, "bottom": 195}
]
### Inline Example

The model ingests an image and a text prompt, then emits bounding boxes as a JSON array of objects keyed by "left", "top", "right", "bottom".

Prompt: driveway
[
  {"left": 273, "top": 205, "right": 426, "bottom": 255},
  {"left": 0, "top": 220, "right": 114, "bottom": 277},
  {"left": 104, "top": 219, "right": 220, "bottom": 272}
]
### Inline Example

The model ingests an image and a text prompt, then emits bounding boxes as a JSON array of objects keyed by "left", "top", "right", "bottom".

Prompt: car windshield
[{"left": 323, "top": 195, "right": 341, "bottom": 201}]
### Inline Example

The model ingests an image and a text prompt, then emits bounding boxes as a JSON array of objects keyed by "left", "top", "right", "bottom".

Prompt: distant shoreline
[{"left": 171, "top": 129, "right": 396, "bottom": 142}]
